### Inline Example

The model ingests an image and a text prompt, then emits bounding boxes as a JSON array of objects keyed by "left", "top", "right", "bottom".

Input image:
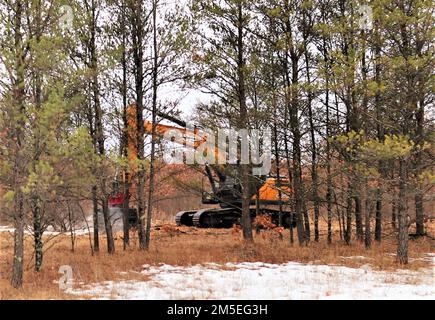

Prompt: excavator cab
[
  {"left": 108, "top": 180, "right": 138, "bottom": 228},
  {"left": 201, "top": 176, "right": 242, "bottom": 206},
  {"left": 108, "top": 180, "right": 124, "bottom": 207}
]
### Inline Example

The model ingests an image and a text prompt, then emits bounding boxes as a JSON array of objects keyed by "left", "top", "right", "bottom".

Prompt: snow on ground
[
  {"left": 0, "top": 225, "right": 15, "bottom": 233},
  {"left": 0, "top": 225, "right": 90, "bottom": 236},
  {"left": 0, "top": 206, "right": 123, "bottom": 236},
  {"left": 67, "top": 258, "right": 434, "bottom": 300}
]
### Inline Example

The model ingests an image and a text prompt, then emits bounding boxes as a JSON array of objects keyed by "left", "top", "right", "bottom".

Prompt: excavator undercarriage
[{"left": 175, "top": 207, "right": 295, "bottom": 229}]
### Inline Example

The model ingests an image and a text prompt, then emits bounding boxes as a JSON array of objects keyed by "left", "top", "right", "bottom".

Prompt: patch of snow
[
  {"left": 67, "top": 261, "right": 435, "bottom": 300},
  {"left": 0, "top": 225, "right": 15, "bottom": 233},
  {"left": 340, "top": 256, "right": 374, "bottom": 260},
  {"left": 0, "top": 225, "right": 90, "bottom": 236}
]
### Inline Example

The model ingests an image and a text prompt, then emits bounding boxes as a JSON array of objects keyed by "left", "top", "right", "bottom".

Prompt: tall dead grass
[{"left": 0, "top": 219, "right": 433, "bottom": 300}]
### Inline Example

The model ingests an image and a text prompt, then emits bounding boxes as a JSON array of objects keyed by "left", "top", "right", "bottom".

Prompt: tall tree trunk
[
  {"left": 32, "top": 198, "right": 43, "bottom": 271},
  {"left": 302, "top": 197, "right": 310, "bottom": 242},
  {"left": 31, "top": 0, "right": 44, "bottom": 271},
  {"left": 340, "top": 0, "right": 362, "bottom": 243},
  {"left": 286, "top": 14, "right": 306, "bottom": 245},
  {"left": 287, "top": 52, "right": 306, "bottom": 246},
  {"left": 273, "top": 113, "right": 283, "bottom": 227},
  {"left": 131, "top": 0, "right": 147, "bottom": 249},
  {"left": 87, "top": 81, "right": 99, "bottom": 252},
  {"left": 287, "top": 65, "right": 305, "bottom": 245},
  {"left": 326, "top": 100, "right": 333, "bottom": 244},
  {"left": 304, "top": 42, "right": 319, "bottom": 243},
  {"left": 365, "top": 186, "right": 372, "bottom": 249},
  {"left": 11, "top": 192, "right": 24, "bottom": 288},
  {"left": 303, "top": 10, "right": 320, "bottom": 242},
  {"left": 397, "top": 158, "right": 409, "bottom": 264},
  {"left": 391, "top": 167, "right": 397, "bottom": 231},
  {"left": 375, "top": 188, "right": 382, "bottom": 242},
  {"left": 121, "top": 0, "right": 130, "bottom": 250},
  {"left": 67, "top": 202, "right": 75, "bottom": 252},
  {"left": 283, "top": 105, "right": 293, "bottom": 214},
  {"left": 101, "top": 197, "right": 114, "bottom": 254},
  {"left": 354, "top": 191, "right": 363, "bottom": 241},
  {"left": 237, "top": 3, "right": 252, "bottom": 242},
  {"left": 391, "top": 194, "right": 397, "bottom": 230},
  {"left": 11, "top": 0, "right": 25, "bottom": 288},
  {"left": 320, "top": 9, "right": 333, "bottom": 244},
  {"left": 31, "top": 100, "right": 43, "bottom": 269},
  {"left": 283, "top": 106, "right": 293, "bottom": 244},
  {"left": 414, "top": 98, "right": 425, "bottom": 236},
  {"left": 359, "top": 28, "right": 369, "bottom": 244},
  {"left": 414, "top": 190, "right": 424, "bottom": 235},
  {"left": 91, "top": 0, "right": 115, "bottom": 254},
  {"left": 92, "top": 185, "right": 99, "bottom": 252},
  {"left": 122, "top": 172, "right": 130, "bottom": 250},
  {"left": 374, "top": 21, "right": 384, "bottom": 243},
  {"left": 345, "top": 182, "right": 353, "bottom": 245},
  {"left": 290, "top": 94, "right": 306, "bottom": 245},
  {"left": 144, "top": 0, "right": 159, "bottom": 249}
]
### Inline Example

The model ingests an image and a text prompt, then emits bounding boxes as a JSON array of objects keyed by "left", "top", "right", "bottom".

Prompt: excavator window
[{"left": 111, "top": 181, "right": 120, "bottom": 194}]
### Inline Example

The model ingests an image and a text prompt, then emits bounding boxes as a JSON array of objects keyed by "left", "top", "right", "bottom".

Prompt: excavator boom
[{"left": 109, "top": 103, "right": 295, "bottom": 229}]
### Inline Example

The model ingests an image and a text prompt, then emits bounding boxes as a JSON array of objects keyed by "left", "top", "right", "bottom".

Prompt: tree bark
[
  {"left": 11, "top": 0, "right": 25, "bottom": 288},
  {"left": 374, "top": 18, "right": 384, "bottom": 243},
  {"left": 144, "top": 0, "right": 159, "bottom": 250},
  {"left": 375, "top": 188, "right": 382, "bottom": 242},
  {"left": 414, "top": 191, "right": 424, "bottom": 235},
  {"left": 92, "top": 185, "right": 99, "bottom": 252},
  {"left": 285, "top": 12, "right": 306, "bottom": 245},
  {"left": 345, "top": 183, "right": 353, "bottom": 245},
  {"left": 131, "top": 0, "right": 147, "bottom": 249},
  {"left": 414, "top": 99, "right": 425, "bottom": 236},
  {"left": 320, "top": 9, "right": 333, "bottom": 244},
  {"left": 32, "top": 197, "right": 43, "bottom": 271},
  {"left": 365, "top": 187, "right": 372, "bottom": 249},
  {"left": 120, "top": 0, "right": 130, "bottom": 250},
  {"left": 397, "top": 158, "right": 409, "bottom": 264},
  {"left": 32, "top": 0, "right": 44, "bottom": 271},
  {"left": 237, "top": 3, "right": 253, "bottom": 242},
  {"left": 283, "top": 109, "right": 293, "bottom": 244},
  {"left": 340, "top": 0, "right": 362, "bottom": 244},
  {"left": 90, "top": 0, "right": 114, "bottom": 254},
  {"left": 302, "top": 16, "right": 319, "bottom": 242},
  {"left": 391, "top": 195, "right": 397, "bottom": 230},
  {"left": 302, "top": 198, "right": 310, "bottom": 242},
  {"left": 354, "top": 192, "right": 363, "bottom": 241},
  {"left": 11, "top": 192, "right": 24, "bottom": 288},
  {"left": 273, "top": 113, "right": 283, "bottom": 227}
]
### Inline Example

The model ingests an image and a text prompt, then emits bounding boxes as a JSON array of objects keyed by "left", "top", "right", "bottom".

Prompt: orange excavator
[{"left": 109, "top": 104, "right": 295, "bottom": 229}]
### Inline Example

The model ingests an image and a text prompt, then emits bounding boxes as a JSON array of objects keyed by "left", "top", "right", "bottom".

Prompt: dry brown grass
[{"left": 1, "top": 219, "right": 433, "bottom": 300}]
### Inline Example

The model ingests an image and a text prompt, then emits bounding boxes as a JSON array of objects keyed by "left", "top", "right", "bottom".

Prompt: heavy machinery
[{"left": 109, "top": 104, "right": 295, "bottom": 229}]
